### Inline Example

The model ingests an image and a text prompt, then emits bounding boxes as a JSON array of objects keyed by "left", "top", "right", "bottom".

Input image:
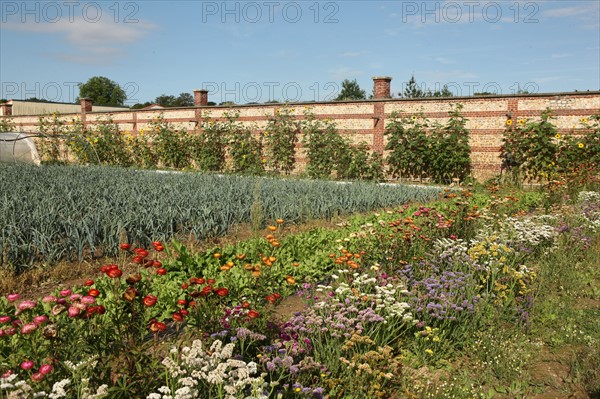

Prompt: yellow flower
[
  {"left": 555, "top": 134, "right": 561, "bottom": 139},
  {"left": 294, "top": 387, "right": 302, "bottom": 392},
  {"left": 506, "top": 119, "right": 513, "bottom": 126},
  {"left": 411, "top": 115, "right": 417, "bottom": 121},
  {"left": 518, "top": 119, "right": 525, "bottom": 125},
  {"left": 581, "top": 117, "right": 588, "bottom": 123},
  {"left": 425, "top": 349, "right": 434, "bottom": 355},
  {"left": 578, "top": 142, "right": 585, "bottom": 148}
]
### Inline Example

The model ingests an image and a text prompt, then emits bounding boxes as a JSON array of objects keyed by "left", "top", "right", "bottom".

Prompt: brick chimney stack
[
  {"left": 193, "top": 89, "right": 209, "bottom": 106},
  {"left": 372, "top": 76, "right": 392, "bottom": 99}
]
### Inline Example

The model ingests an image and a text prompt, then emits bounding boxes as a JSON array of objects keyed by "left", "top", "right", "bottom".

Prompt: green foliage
[
  {"left": 263, "top": 107, "right": 300, "bottom": 174},
  {"left": 429, "top": 104, "right": 472, "bottom": 183},
  {"left": 384, "top": 112, "right": 431, "bottom": 181},
  {"left": 385, "top": 105, "right": 471, "bottom": 183},
  {"left": 77, "top": 76, "right": 127, "bottom": 107},
  {"left": 501, "top": 110, "right": 600, "bottom": 183},
  {"left": 192, "top": 115, "right": 227, "bottom": 172},
  {"left": 335, "top": 79, "right": 367, "bottom": 101},
  {"left": 37, "top": 114, "right": 71, "bottom": 163},
  {"left": 89, "top": 118, "right": 132, "bottom": 166},
  {"left": 225, "top": 114, "right": 264, "bottom": 175},
  {"left": 401, "top": 75, "right": 453, "bottom": 98},
  {"left": 302, "top": 112, "right": 346, "bottom": 179},
  {"left": 0, "top": 164, "right": 442, "bottom": 271},
  {"left": 337, "top": 142, "right": 385, "bottom": 182},
  {"left": 154, "top": 92, "right": 194, "bottom": 107},
  {"left": 149, "top": 115, "right": 192, "bottom": 169}
]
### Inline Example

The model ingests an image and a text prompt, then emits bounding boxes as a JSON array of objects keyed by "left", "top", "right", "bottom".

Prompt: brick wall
[{"left": 2, "top": 77, "right": 599, "bottom": 181}]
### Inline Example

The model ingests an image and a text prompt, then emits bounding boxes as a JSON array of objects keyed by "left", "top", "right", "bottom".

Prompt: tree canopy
[
  {"left": 335, "top": 79, "right": 367, "bottom": 101},
  {"left": 77, "top": 76, "right": 127, "bottom": 106},
  {"left": 401, "top": 75, "right": 453, "bottom": 98}
]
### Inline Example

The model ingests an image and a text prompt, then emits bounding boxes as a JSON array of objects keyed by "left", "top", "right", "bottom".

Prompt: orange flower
[
  {"left": 267, "top": 225, "right": 277, "bottom": 232},
  {"left": 236, "top": 254, "right": 246, "bottom": 260},
  {"left": 213, "top": 253, "right": 221, "bottom": 259},
  {"left": 285, "top": 276, "right": 296, "bottom": 285},
  {"left": 276, "top": 219, "right": 284, "bottom": 224}
]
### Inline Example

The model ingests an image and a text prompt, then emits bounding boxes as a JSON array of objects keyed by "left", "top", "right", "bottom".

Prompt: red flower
[
  {"left": 132, "top": 255, "right": 144, "bottom": 264},
  {"left": 153, "top": 260, "right": 162, "bottom": 268},
  {"left": 172, "top": 312, "right": 184, "bottom": 322},
  {"left": 265, "top": 294, "right": 276, "bottom": 304},
  {"left": 83, "top": 279, "right": 94, "bottom": 287},
  {"left": 177, "top": 299, "right": 187, "bottom": 306},
  {"left": 134, "top": 248, "right": 149, "bottom": 258},
  {"left": 273, "top": 292, "right": 282, "bottom": 300},
  {"left": 155, "top": 245, "right": 164, "bottom": 252},
  {"left": 241, "top": 301, "right": 251, "bottom": 309},
  {"left": 96, "top": 305, "right": 106, "bottom": 315},
  {"left": 207, "top": 278, "right": 216, "bottom": 285},
  {"left": 143, "top": 295, "right": 157, "bottom": 307},
  {"left": 152, "top": 241, "right": 162, "bottom": 247},
  {"left": 100, "top": 264, "right": 117, "bottom": 273},
  {"left": 196, "top": 278, "right": 206, "bottom": 285},
  {"left": 247, "top": 310, "right": 260, "bottom": 319},
  {"left": 149, "top": 321, "right": 167, "bottom": 333},
  {"left": 87, "top": 289, "right": 100, "bottom": 297},
  {"left": 156, "top": 268, "right": 167, "bottom": 275},
  {"left": 120, "top": 243, "right": 131, "bottom": 251},
  {"left": 215, "top": 288, "right": 229, "bottom": 297},
  {"left": 106, "top": 268, "right": 122, "bottom": 279},
  {"left": 179, "top": 309, "right": 189, "bottom": 316},
  {"left": 200, "top": 285, "right": 213, "bottom": 297},
  {"left": 181, "top": 283, "right": 189, "bottom": 290}
]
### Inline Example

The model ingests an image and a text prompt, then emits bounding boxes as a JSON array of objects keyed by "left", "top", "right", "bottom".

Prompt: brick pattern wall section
[{"left": 2, "top": 91, "right": 599, "bottom": 181}]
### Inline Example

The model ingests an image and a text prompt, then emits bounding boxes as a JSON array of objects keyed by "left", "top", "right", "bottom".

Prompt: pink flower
[
  {"left": 21, "top": 322, "right": 38, "bottom": 334},
  {"left": 39, "top": 364, "right": 53, "bottom": 375},
  {"left": 80, "top": 296, "right": 96, "bottom": 305},
  {"left": 31, "top": 372, "right": 44, "bottom": 382},
  {"left": 17, "top": 300, "right": 37, "bottom": 311},
  {"left": 0, "top": 315, "right": 11, "bottom": 324},
  {"left": 33, "top": 315, "right": 48, "bottom": 325},
  {"left": 72, "top": 302, "right": 87, "bottom": 311},
  {"left": 450, "top": 234, "right": 458, "bottom": 240},
  {"left": 0, "top": 330, "right": 4, "bottom": 337},
  {"left": 67, "top": 306, "right": 80, "bottom": 318},
  {"left": 4, "top": 327, "right": 17, "bottom": 336},
  {"left": 69, "top": 294, "right": 82, "bottom": 302},
  {"left": 6, "top": 293, "right": 20, "bottom": 302},
  {"left": 57, "top": 298, "right": 67, "bottom": 305},
  {"left": 42, "top": 295, "right": 57, "bottom": 303},
  {"left": 12, "top": 319, "right": 22, "bottom": 327},
  {"left": 20, "top": 360, "right": 34, "bottom": 370},
  {"left": 59, "top": 289, "right": 72, "bottom": 297},
  {"left": 1, "top": 370, "right": 13, "bottom": 378}
]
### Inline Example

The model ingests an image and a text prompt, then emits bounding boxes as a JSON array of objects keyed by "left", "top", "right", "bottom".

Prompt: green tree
[
  {"left": 154, "top": 93, "right": 194, "bottom": 107},
  {"left": 401, "top": 75, "right": 453, "bottom": 98},
  {"left": 402, "top": 75, "right": 426, "bottom": 98},
  {"left": 335, "top": 79, "right": 367, "bottom": 101},
  {"left": 77, "top": 76, "right": 127, "bottom": 106}
]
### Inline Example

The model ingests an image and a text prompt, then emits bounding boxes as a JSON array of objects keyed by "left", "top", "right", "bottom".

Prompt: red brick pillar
[
  {"left": 80, "top": 98, "right": 92, "bottom": 113},
  {"left": 194, "top": 89, "right": 209, "bottom": 106},
  {"left": 0, "top": 102, "right": 13, "bottom": 116},
  {"left": 372, "top": 76, "right": 392, "bottom": 99},
  {"left": 80, "top": 98, "right": 92, "bottom": 129}
]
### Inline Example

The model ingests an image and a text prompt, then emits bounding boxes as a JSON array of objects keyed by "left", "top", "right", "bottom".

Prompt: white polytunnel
[{"left": 0, "top": 132, "right": 41, "bottom": 165}]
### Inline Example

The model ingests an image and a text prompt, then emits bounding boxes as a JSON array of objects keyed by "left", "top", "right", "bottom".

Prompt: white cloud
[{"left": 1, "top": 18, "right": 156, "bottom": 65}]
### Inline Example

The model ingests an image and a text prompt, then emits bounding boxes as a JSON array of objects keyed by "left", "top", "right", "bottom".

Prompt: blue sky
[{"left": 1, "top": 0, "right": 599, "bottom": 105}]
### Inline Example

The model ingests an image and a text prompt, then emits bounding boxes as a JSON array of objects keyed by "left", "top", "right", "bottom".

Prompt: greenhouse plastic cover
[{"left": 0, "top": 132, "right": 41, "bottom": 164}]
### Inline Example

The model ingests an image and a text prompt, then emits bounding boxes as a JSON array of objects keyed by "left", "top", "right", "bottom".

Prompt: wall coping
[{"left": 1, "top": 91, "right": 599, "bottom": 117}]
